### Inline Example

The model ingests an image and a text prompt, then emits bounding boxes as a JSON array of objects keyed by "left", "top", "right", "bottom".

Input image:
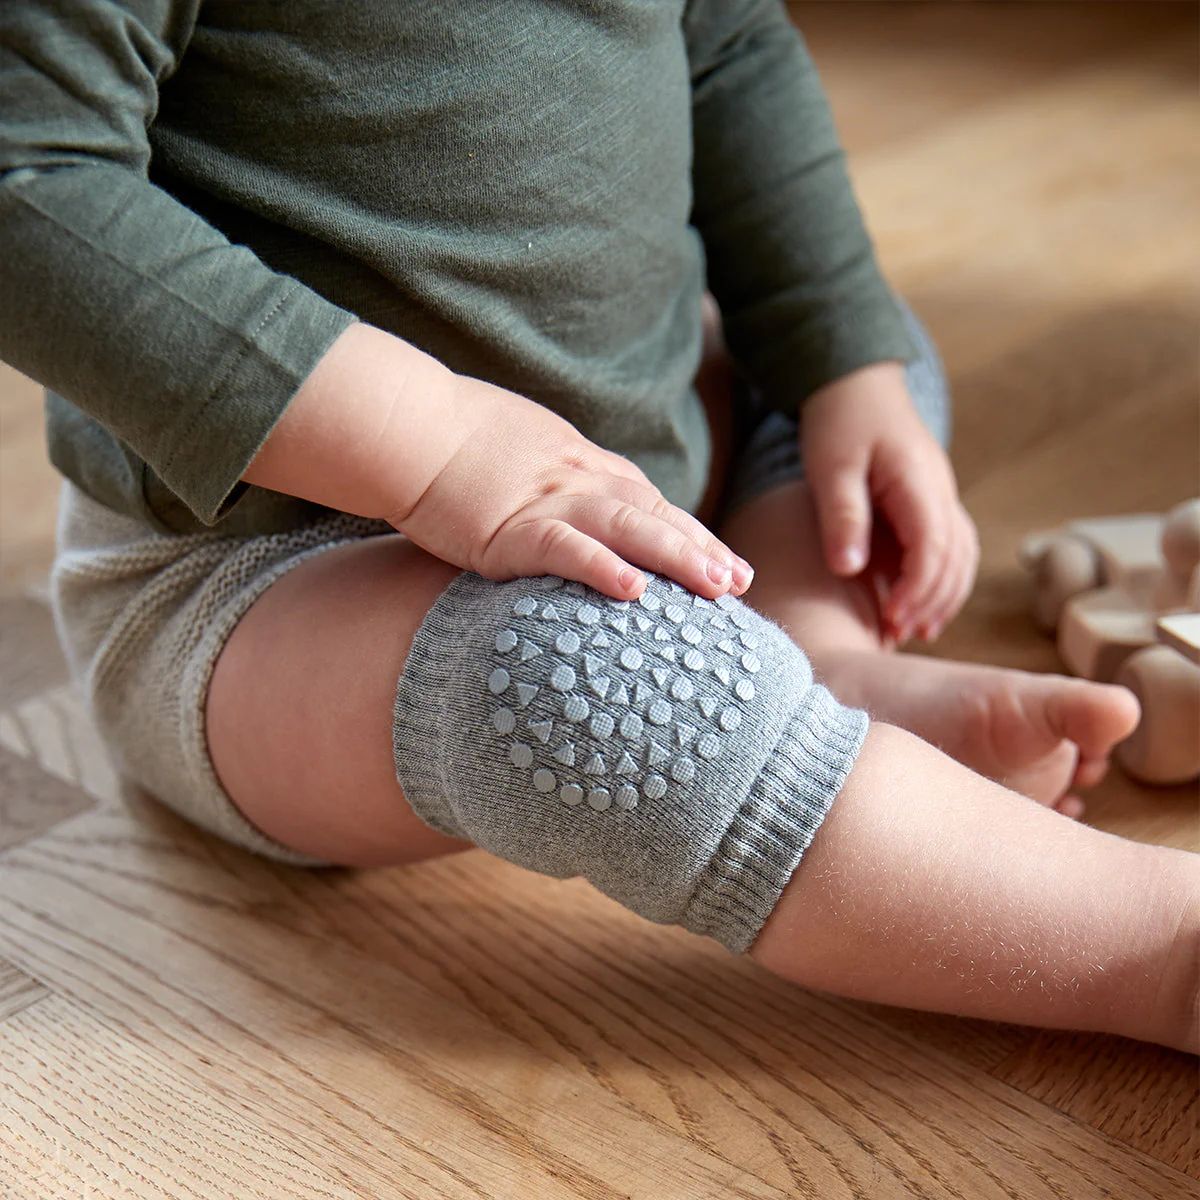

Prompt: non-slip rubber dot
[
  {"left": 561, "top": 783, "right": 584, "bottom": 806},
  {"left": 653, "top": 626, "right": 670, "bottom": 642},
  {"left": 646, "top": 739, "right": 669, "bottom": 766},
  {"left": 713, "top": 664, "right": 731, "bottom": 686},
  {"left": 538, "top": 576, "right": 565, "bottom": 591},
  {"left": 682, "top": 649, "right": 705, "bottom": 671},
  {"left": 564, "top": 581, "right": 586, "bottom": 596},
  {"left": 519, "top": 640, "right": 541, "bottom": 661},
  {"left": 555, "top": 630, "right": 580, "bottom": 654},
  {"left": 619, "top": 646, "right": 644, "bottom": 671},
  {"left": 493, "top": 708, "right": 516, "bottom": 735},
  {"left": 647, "top": 698, "right": 672, "bottom": 725},
  {"left": 735, "top": 679, "right": 756, "bottom": 702},
  {"left": 587, "top": 787, "right": 612, "bottom": 811},
  {"left": 583, "top": 653, "right": 604, "bottom": 677},
  {"left": 529, "top": 719, "right": 554, "bottom": 744},
  {"left": 718, "top": 707, "right": 742, "bottom": 732},
  {"left": 616, "top": 751, "right": 638, "bottom": 775},
  {"left": 550, "top": 664, "right": 576, "bottom": 692},
  {"left": 717, "top": 638, "right": 737, "bottom": 656},
  {"left": 488, "top": 668, "right": 510, "bottom": 695},
  {"left": 590, "top": 712, "right": 615, "bottom": 739},
  {"left": 669, "top": 677, "right": 694, "bottom": 701},
  {"left": 513, "top": 595, "right": 537, "bottom": 616},
  {"left": 664, "top": 604, "right": 686, "bottom": 623},
  {"left": 671, "top": 758, "right": 696, "bottom": 784},
  {"left": 584, "top": 753, "right": 606, "bottom": 776},
  {"left": 516, "top": 682, "right": 539, "bottom": 707},
  {"left": 696, "top": 732, "right": 720, "bottom": 760},
  {"left": 675, "top": 722, "right": 696, "bottom": 747},
  {"left": 730, "top": 608, "right": 752, "bottom": 628},
  {"left": 698, "top": 697, "right": 717, "bottom": 719},
  {"left": 643, "top": 774, "right": 668, "bottom": 800},
  {"left": 553, "top": 742, "right": 576, "bottom": 766},
  {"left": 620, "top": 712, "right": 644, "bottom": 739},
  {"left": 680, "top": 624, "right": 702, "bottom": 645},
  {"left": 651, "top": 667, "right": 669, "bottom": 688},
  {"left": 614, "top": 784, "right": 639, "bottom": 810},
  {"left": 533, "top": 768, "right": 557, "bottom": 792},
  {"left": 741, "top": 652, "right": 761, "bottom": 673},
  {"left": 563, "top": 694, "right": 590, "bottom": 722},
  {"left": 495, "top": 630, "right": 518, "bottom": 653},
  {"left": 638, "top": 591, "right": 661, "bottom": 610},
  {"left": 510, "top": 742, "right": 534, "bottom": 768},
  {"left": 738, "top": 631, "right": 759, "bottom": 650},
  {"left": 588, "top": 675, "right": 611, "bottom": 700},
  {"left": 540, "top": 603, "right": 560, "bottom": 620},
  {"left": 577, "top": 603, "right": 601, "bottom": 625}
]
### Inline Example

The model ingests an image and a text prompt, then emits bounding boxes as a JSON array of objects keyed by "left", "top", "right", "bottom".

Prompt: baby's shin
[{"left": 392, "top": 572, "right": 867, "bottom": 953}]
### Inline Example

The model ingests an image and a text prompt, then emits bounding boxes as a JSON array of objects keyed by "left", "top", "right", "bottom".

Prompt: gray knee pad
[{"left": 392, "top": 572, "right": 867, "bottom": 953}]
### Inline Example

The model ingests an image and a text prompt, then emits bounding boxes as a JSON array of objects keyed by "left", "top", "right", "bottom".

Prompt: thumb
[{"left": 809, "top": 454, "right": 873, "bottom": 576}]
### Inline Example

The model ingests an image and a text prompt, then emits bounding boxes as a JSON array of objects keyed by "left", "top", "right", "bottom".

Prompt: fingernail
[
  {"left": 838, "top": 546, "right": 866, "bottom": 574},
  {"left": 706, "top": 558, "right": 732, "bottom": 586},
  {"left": 732, "top": 558, "right": 754, "bottom": 589},
  {"left": 619, "top": 567, "right": 643, "bottom": 593}
]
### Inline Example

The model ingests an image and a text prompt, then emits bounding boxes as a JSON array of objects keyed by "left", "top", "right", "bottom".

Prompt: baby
[{"left": 1, "top": 1, "right": 1194, "bottom": 1050}]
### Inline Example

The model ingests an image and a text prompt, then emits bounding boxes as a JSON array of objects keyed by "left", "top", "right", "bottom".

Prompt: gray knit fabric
[{"left": 393, "top": 571, "right": 868, "bottom": 954}]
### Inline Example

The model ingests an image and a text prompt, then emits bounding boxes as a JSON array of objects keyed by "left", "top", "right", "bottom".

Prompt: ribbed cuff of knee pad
[
  {"left": 390, "top": 572, "right": 483, "bottom": 840},
  {"left": 683, "top": 686, "right": 869, "bottom": 955}
]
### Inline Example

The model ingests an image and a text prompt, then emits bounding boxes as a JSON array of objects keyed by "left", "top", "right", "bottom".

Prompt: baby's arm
[
  {"left": 684, "top": 2, "right": 977, "bottom": 639},
  {"left": 0, "top": 1, "right": 746, "bottom": 601}
]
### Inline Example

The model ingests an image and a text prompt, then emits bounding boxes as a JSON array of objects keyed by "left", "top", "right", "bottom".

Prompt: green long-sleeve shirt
[{"left": 0, "top": 0, "right": 913, "bottom": 535}]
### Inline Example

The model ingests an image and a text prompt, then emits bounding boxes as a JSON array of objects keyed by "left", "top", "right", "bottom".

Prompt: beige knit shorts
[
  {"left": 48, "top": 306, "right": 946, "bottom": 864},
  {"left": 50, "top": 483, "right": 391, "bottom": 862}
]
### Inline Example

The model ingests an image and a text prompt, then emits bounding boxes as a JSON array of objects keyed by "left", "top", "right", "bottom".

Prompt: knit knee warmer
[{"left": 392, "top": 571, "right": 867, "bottom": 954}]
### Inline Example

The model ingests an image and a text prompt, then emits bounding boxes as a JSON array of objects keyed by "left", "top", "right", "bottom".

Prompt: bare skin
[
  {"left": 206, "top": 314, "right": 1195, "bottom": 1052},
  {"left": 206, "top": 492, "right": 1197, "bottom": 1051}
]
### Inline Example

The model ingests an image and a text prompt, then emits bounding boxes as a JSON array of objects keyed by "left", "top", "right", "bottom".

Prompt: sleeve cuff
[{"left": 157, "top": 283, "right": 357, "bottom": 525}]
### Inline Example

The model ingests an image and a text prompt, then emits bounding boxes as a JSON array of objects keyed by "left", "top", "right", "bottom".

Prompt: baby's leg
[
  {"left": 753, "top": 723, "right": 1197, "bottom": 1051},
  {"left": 205, "top": 544, "right": 1196, "bottom": 1049},
  {"left": 719, "top": 480, "right": 1140, "bottom": 811}
]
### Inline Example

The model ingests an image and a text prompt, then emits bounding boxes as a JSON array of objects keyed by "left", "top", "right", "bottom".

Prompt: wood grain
[
  {"left": 0, "top": 742, "right": 94, "bottom": 853},
  {"left": 0, "top": 956, "right": 47, "bottom": 1023},
  {"left": 1, "top": 804, "right": 1196, "bottom": 1199},
  {"left": 0, "top": 2, "right": 1196, "bottom": 1196},
  {"left": 0, "top": 994, "right": 360, "bottom": 1200}
]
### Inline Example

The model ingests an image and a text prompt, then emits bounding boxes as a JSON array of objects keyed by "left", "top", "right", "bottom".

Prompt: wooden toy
[{"left": 1020, "top": 499, "right": 1200, "bottom": 786}]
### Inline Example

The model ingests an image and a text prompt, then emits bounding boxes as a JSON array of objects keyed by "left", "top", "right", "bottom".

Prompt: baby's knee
[{"left": 393, "top": 572, "right": 868, "bottom": 953}]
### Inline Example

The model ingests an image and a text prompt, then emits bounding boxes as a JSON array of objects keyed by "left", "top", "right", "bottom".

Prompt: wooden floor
[{"left": 1, "top": 3, "right": 1197, "bottom": 1196}]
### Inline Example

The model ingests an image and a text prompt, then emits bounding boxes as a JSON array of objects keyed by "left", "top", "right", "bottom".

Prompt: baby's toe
[{"left": 1045, "top": 678, "right": 1141, "bottom": 761}]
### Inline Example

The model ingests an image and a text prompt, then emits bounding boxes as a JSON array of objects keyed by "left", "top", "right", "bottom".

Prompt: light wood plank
[
  {"left": 990, "top": 1031, "right": 1200, "bottom": 1178},
  {"left": 0, "top": 956, "right": 48, "bottom": 1022},
  {"left": 0, "top": 994, "right": 360, "bottom": 1200},
  {"left": 0, "top": 803, "right": 1195, "bottom": 1200},
  {"left": 0, "top": 742, "right": 94, "bottom": 854}
]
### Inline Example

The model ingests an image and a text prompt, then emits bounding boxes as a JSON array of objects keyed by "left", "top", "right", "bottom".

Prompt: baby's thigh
[{"left": 206, "top": 535, "right": 465, "bottom": 866}]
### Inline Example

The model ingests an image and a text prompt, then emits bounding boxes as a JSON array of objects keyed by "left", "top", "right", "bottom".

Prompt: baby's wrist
[{"left": 243, "top": 322, "right": 462, "bottom": 521}]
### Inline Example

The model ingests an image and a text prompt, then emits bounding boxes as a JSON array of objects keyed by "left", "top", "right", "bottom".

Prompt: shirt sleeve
[
  {"left": 684, "top": 0, "right": 915, "bottom": 413},
  {"left": 0, "top": 0, "right": 356, "bottom": 524}
]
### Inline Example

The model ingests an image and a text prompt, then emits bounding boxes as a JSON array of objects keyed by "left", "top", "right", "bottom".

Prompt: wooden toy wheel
[
  {"left": 1115, "top": 645, "right": 1200, "bottom": 786},
  {"left": 1029, "top": 534, "right": 1101, "bottom": 633}
]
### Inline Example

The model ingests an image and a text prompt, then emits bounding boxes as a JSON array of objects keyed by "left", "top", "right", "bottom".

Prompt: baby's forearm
[
  {"left": 752, "top": 724, "right": 1197, "bottom": 1049},
  {"left": 242, "top": 322, "right": 468, "bottom": 522}
]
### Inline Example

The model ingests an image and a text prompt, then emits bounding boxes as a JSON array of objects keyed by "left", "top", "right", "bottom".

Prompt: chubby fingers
[
  {"left": 807, "top": 449, "right": 874, "bottom": 576},
  {"left": 484, "top": 477, "right": 752, "bottom": 602},
  {"left": 918, "top": 505, "right": 980, "bottom": 640}
]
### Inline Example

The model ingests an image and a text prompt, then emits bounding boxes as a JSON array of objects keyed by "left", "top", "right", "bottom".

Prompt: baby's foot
[{"left": 819, "top": 650, "right": 1141, "bottom": 813}]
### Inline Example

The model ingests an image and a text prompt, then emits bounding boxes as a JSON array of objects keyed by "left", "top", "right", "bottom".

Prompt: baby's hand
[
  {"left": 801, "top": 362, "right": 978, "bottom": 642},
  {"left": 393, "top": 373, "right": 753, "bottom": 602}
]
